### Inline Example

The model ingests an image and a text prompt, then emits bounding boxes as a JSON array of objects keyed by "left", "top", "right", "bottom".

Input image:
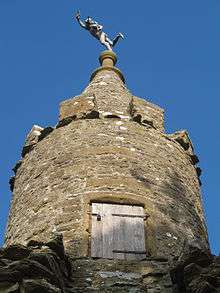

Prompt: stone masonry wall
[{"left": 5, "top": 116, "right": 208, "bottom": 259}]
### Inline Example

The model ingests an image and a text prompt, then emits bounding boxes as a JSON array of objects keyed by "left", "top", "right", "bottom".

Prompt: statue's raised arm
[
  {"left": 74, "top": 10, "right": 124, "bottom": 51},
  {"left": 75, "top": 11, "right": 87, "bottom": 29}
]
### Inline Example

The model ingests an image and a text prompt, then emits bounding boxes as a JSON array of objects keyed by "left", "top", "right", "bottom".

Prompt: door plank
[
  {"left": 102, "top": 204, "right": 114, "bottom": 259},
  {"left": 130, "top": 206, "right": 146, "bottom": 260},
  {"left": 130, "top": 216, "right": 146, "bottom": 260},
  {"left": 91, "top": 203, "right": 103, "bottom": 258},
  {"left": 123, "top": 215, "right": 137, "bottom": 260},
  {"left": 112, "top": 205, "right": 125, "bottom": 260}
]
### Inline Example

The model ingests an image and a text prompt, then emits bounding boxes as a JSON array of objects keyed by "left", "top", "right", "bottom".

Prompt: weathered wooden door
[{"left": 91, "top": 203, "right": 146, "bottom": 260}]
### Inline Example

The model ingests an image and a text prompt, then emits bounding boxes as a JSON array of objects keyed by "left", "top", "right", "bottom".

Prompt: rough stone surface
[
  {"left": 69, "top": 257, "right": 173, "bottom": 292},
  {"left": 171, "top": 242, "right": 220, "bottom": 292},
  {"left": 59, "top": 74, "right": 164, "bottom": 133},
  {"left": 167, "top": 130, "right": 200, "bottom": 166},
  {"left": 0, "top": 237, "right": 173, "bottom": 292},
  {"left": 1, "top": 238, "right": 218, "bottom": 292},
  {"left": 82, "top": 69, "right": 132, "bottom": 118},
  {"left": 0, "top": 235, "right": 71, "bottom": 292}
]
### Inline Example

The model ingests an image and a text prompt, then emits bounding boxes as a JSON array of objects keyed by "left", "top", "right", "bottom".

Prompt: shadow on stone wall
[
  {"left": 160, "top": 169, "right": 208, "bottom": 247},
  {"left": 130, "top": 166, "right": 208, "bottom": 257}
]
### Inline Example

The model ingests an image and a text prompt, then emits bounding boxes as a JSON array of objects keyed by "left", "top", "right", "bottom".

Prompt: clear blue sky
[{"left": 0, "top": 1, "right": 219, "bottom": 255}]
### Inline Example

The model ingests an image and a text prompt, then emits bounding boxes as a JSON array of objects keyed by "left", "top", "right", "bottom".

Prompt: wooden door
[{"left": 91, "top": 203, "right": 146, "bottom": 260}]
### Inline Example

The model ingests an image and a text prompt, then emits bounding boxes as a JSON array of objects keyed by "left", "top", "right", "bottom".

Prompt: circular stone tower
[{"left": 5, "top": 51, "right": 209, "bottom": 290}]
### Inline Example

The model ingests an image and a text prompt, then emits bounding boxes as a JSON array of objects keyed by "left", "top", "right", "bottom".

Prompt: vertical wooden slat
[
  {"left": 113, "top": 205, "right": 125, "bottom": 260},
  {"left": 102, "top": 204, "right": 114, "bottom": 259},
  {"left": 91, "top": 203, "right": 103, "bottom": 258},
  {"left": 128, "top": 206, "right": 146, "bottom": 260},
  {"left": 123, "top": 215, "right": 136, "bottom": 260},
  {"left": 130, "top": 216, "right": 146, "bottom": 260}
]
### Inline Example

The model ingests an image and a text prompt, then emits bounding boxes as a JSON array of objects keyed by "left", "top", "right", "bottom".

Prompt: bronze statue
[{"left": 75, "top": 11, "right": 124, "bottom": 51}]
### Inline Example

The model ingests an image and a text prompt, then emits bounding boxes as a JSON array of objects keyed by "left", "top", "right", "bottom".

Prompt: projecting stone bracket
[
  {"left": 129, "top": 96, "right": 165, "bottom": 132},
  {"left": 38, "top": 126, "right": 54, "bottom": 142},
  {"left": 21, "top": 125, "right": 43, "bottom": 158},
  {"left": 167, "top": 130, "right": 199, "bottom": 165},
  {"left": 10, "top": 126, "right": 55, "bottom": 192},
  {"left": 167, "top": 130, "right": 202, "bottom": 185},
  {"left": 21, "top": 125, "right": 54, "bottom": 158},
  {"left": 59, "top": 94, "right": 98, "bottom": 120},
  {"left": 56, "top": 116, "right": 77, "bottom": 128},
  {"left": 12, "top": 160, "right": 22, "bottom": 174},
  {"left": 9, "top": 176, "right": 15, "bottom": 192},
  {"left": 10, "top": 160, "right": 23, "bottom": 192},
  {"left": 56, "top": 110, "right": 100, "bottom": 129}
]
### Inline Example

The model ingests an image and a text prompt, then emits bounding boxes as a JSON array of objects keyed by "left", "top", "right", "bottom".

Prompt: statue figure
[{"left": 75, "top": 11, "right": 124, "bottom": 51}]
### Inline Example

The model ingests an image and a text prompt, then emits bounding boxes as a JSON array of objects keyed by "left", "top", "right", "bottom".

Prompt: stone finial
[
  {"left": 99, "top": 50, "right": 117, "bottom": 67},
  {"left": 90, "top": 51, "right": 125, "bottom": 83}
]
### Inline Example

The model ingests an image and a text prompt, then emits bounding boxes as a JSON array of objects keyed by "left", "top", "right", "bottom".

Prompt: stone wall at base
[
  {"left": 1, "top": 237, "right": 219, "bottom": 293},
  {"left": 0, "top": 236, "right": 173, "bottom": 293},
  {"left": 70, "top": 258, "right": 173, "bottom": 292}
]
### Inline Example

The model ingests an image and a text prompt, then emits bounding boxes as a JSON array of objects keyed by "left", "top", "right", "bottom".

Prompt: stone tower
[{"left": 4, "top": 51, "right": 210, "bottom": 291}]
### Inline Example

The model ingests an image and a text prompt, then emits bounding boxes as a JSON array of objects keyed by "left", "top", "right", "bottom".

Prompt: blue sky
[{"left": 0, "top": 0, "right": 219, "bottom": 254}]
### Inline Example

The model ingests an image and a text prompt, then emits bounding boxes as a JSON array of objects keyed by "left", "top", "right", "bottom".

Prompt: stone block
[
  {"left": 21, "top": 125, "right": 43, "bottom": 157},
  {"left": 131, "top": 96, "right": 164, "bottom": 132},
  {"left": 59, "top": 95, "right": 97, "bottom": 121}
]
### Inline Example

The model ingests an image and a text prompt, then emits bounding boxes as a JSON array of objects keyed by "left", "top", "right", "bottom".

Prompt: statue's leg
[
  {"left": 100, "top": 33, "right": 112, "bottom": 51},
  {"left": 105, "top": 36, "right": 113, "bottom": 46},
  {"left": 112, "top": 33, "right": 124, "bottom": 47}
]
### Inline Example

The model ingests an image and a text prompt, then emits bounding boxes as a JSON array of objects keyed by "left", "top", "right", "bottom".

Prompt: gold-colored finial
[{"left": 99, "top": 50, "right": 117, "bottom": 67}]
